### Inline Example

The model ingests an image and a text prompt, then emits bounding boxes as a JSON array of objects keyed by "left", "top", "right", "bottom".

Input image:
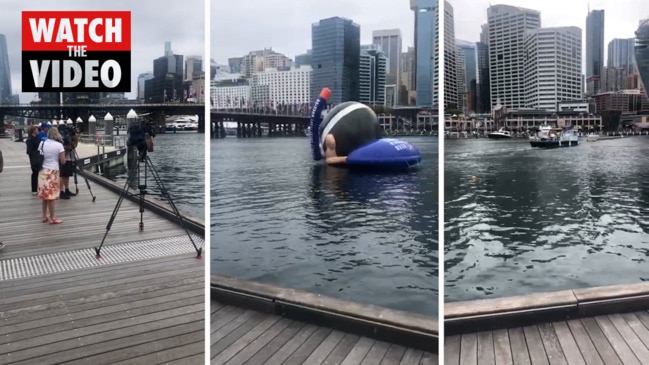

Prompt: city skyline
[
  {"left": 0, "top": 0, "right": 204, "bottom": 103},
  {"left": 451, "top": 0, "right": 649, "bottom": 69},
  {"left": 211, "top": 0, "right": 413, "bottom": 65}
]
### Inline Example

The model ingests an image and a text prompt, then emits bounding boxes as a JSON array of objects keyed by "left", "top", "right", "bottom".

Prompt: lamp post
[
  {"left": 75, "top": 117, "right": 83, "bottom": 132},
  {"left": 88, "top": 114, "right": 97, "bottom": 136},
  {"left": 104, "top": 112, "right": 114, "bottom": 137}
]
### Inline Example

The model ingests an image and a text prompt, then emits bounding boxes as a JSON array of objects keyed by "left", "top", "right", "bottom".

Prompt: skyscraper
[
  {"left": 359, "top": 44, "right": 387, "bottom": 105},
  {"left": 145, "top": 42, "right": 185, "bottom": 103},
  {"left": 456, "top": 40, "right": 478, "bottom": 114},
  {"left": 477, "top": 24, "right": 490, "bottom": 113},
  {"left": 410, "top": 0, "right": 439, "bottom": 107},
  {"left": 0, "top": 34, "right": 11, "bottom": 104},
  {"left": 586, "top": 9, "right": 605, "bottom": 96},
  {"left": 636, "top": 19, "right": 649, "bottom": 94},
  {"left": 487, "top": 4, "right": 541, "bottom": 110},
  {"left": 311, "top": 17, "right": 361, "bottom": 104},
  {"left": 445, "top": 0, "right": 458, "bottom": 110},
  {"left": 524, "top": 27, "right": 582, "bottom": 111},
  {"left": 608, "top": 38, "right": 635, "bottom": 75},
  {"left": 185, "top": 56, "right": 203, "bottom": 82},
  {"left": 372, "top": 29, "right": 402, "bottom": 105}
]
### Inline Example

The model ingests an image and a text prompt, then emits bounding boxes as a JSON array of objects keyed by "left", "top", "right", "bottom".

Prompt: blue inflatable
[{"left": 309, "top": 88, "right": 421, "bottom": 170}]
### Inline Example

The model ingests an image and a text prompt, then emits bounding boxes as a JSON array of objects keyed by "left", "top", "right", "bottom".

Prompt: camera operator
[
  {"left": 127, "top": 119, "right": 156, "bottom": 161},
  {"left": 58, "top": 120, "right": 79, "bottom": 199}
]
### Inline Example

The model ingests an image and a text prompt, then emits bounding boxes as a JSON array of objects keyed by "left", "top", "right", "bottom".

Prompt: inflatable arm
[{"left": 309, "top": 88, "right": 331, "bottom": 161}]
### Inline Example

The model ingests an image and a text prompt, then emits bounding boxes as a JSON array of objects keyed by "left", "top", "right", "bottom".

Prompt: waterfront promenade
[
  {"left": 211, "top": 276, "right": 438, "bottom": 364},
  {"left": 445, "top": 283, "right": 649, "bottom": 364},
  {"left": 0, "top": 138, "right": 205, "bottom": 364}
]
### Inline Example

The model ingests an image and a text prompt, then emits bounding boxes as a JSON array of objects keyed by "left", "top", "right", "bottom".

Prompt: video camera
[{"left": 127, "top": 120, "right": 156, "bottom": 159}]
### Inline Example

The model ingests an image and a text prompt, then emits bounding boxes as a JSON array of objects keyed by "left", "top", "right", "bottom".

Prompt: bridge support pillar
[
  {"left": 0, "top": 113, "right": 4, "bottom": 137},
  {"left": 236, "top": 122, "right": 241, "bottom": 138}
]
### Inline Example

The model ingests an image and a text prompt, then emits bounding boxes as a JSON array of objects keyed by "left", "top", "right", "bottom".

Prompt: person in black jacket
[{"left": 25, "top": 124, "right": 41, "bottom": 195}]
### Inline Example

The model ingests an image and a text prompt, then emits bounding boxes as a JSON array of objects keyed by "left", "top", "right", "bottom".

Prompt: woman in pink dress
[{"left": 37, "top": 127, "right": 67, "bottom": 224}]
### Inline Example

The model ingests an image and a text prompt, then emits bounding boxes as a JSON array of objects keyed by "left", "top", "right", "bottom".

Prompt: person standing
[
  {"left": 37, "top": 127, "right": 66, "bottom": 224},
  {"left": 38, "top": 122, "right": 51, "bottom": 141},
  {"left": 26, "top": 125, "right": 41, "bottom": 195}
]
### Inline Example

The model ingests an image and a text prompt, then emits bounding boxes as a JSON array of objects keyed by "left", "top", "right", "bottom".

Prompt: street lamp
[{"left": 104, "top": 112, "right": 114, "bottom": 137}]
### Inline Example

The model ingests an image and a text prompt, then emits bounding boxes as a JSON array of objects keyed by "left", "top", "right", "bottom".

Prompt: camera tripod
[
  {"left": 71, "top": 149, "right": 97, "bottom": 202},
  {"left": 94, "top": 149, "right": 202, "bottom": 259}
]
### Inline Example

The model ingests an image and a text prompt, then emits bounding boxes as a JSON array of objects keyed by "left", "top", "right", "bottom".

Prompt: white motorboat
[
  {"left": 487, "top": 128, "right": 512, "bottom": 139},
  {"left": 530, "top": 125, "right": 579, "bottom": 148}
]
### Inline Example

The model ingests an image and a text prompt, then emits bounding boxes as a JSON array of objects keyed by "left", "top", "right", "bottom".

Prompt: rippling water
[
  {"left": 212, "top": 137, "right": 438, "bottom": 316},
  {"left": 445, "top": 137, "right": 649, "bottom": 302},
  {"left": 105, "top": 133, "right": 205, "bottom": 219}
]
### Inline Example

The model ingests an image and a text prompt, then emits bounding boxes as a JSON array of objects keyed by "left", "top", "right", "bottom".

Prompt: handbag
[{"left": 30, "top": 141, "right": 44, "bottom": 170}]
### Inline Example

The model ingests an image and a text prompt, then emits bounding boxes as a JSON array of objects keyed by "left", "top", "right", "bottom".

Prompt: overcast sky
[
  {"left": 211, "top": 0, "right": 414, "bottom": 65},
  {"left": 0, "top": 0, "right": 204, "bottom": 103},
  {"left": 450, "top": 0, "right": 649, "bottom": 69}
]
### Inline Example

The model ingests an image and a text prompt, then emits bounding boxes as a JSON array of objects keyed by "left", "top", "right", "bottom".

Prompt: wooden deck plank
[
  {"left": 608, "top": 313, "right": 649, "bottom": 361},
  {"left": 621, "top": 312, "right": 649, "bottom": 349},
  {"left": 476, "top": 331, "right": 495, "bottom": 365},
  {"left": 398, "top": 348, "right": 423, "bottom": 365},
  {"left": 493, "top": 329, "right": 513, "bottom": 365},
  {"left": 536, "top": 323, "right": 567, "bottom": 365},
  {"left": 359, "top": 340, "right": 391, "bottom": 365},
  {"left": 212, "top": 315, "right": 282, "bottom": 364},
  {"left": 551, "top": 322, "right": 586, "bottom": 365},
  {"left": 302, "top": 330, "right": 346, "bottom": 364},
  {"left": 282, "top": 326, "right": 332, "bottom": 365},
  {"left": 211, "top": 312, "right": 267, "bottom": 356},
  {"left": 222, "top": 317, "right": 292, "bottom": 364},
  {"left": 460, "top": 333, "right": 478, "bottom": 365},
  {"left": 508, "top": 328, "right": 531, "bottom": 365},
  {"left": 262, "top": 323, "right": 319, "bottom": 364},
  {"left": 576, "top": 318, "right": 622, "bottom": 365},
  {"left": 243, "top": 321, "right": 306, "bottom": 365},
  {"left": 323, "top": 333, "right": 361, "bottom": 365},
  {"left": 593, "top": 315, "right": 641, "bottom": 364},
  {"left": 522, "top": 326, "right": 550, "bottom": 365},
  {"left": 444, "top": 335, "right": 460, "bottom": 365},
  {"left": 340, "top": 337, "right": 376, "bottom": 365},
  {"left": 380, "top": 344, "right": 408, "bottom": 365},
  {"left": 565, "top": 319, "right": 605, "bottom": 365}
]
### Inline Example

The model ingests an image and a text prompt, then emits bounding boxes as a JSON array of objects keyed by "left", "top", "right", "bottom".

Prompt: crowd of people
[{"left": 25, "top": 121, "right": 81, "bottom": 225}]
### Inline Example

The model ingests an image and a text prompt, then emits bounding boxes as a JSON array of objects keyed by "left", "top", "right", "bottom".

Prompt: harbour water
[
  {"left": 445, "top": 137, "right": 649, "bottom": 302},
  {"left": 211, "top": 137, "right": 439, "bottom": 316},
  {"left": 103, "top": 133, "right": 205, "bottom": 219}
]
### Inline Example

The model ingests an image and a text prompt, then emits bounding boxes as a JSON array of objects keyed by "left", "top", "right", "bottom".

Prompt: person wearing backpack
[{"left": 26, "top": 125, "right": 41, "bottom": 195}]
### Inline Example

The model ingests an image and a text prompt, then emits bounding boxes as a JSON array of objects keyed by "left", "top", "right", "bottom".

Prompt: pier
[
  {"left": 0, "top": 138, "right": 205, "bottom": 364},
  {"left": 211, "top": 275, "right": 438, "bottom": 364},
  {"left": 445, "top": 282, "right": 649, "bottom": 364}
]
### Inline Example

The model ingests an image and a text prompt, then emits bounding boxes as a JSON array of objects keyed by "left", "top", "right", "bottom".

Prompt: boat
[
  {"left": 586, "top": 133, "right": 600, "bottom": 142},
  {"left": 530, "top": 125, "right": 579, "bottom": 148},
  {"left": 487, "top": 128, "right": 512, "bottom": 139}
]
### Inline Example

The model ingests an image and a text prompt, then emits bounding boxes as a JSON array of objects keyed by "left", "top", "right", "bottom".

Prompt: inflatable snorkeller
[{"left": 309, "top": 88, "right": 422, "bottom": 170}]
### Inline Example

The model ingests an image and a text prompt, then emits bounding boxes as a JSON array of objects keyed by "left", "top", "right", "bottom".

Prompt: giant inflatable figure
[{"left": 309, "top": 88, "right": 421, "bottom": 170}]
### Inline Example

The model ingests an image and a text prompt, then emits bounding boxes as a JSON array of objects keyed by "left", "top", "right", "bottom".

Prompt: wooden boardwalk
[
  {"left": 211, "top": 300, "right": 438, "bottom": 365},
  {"left": 445, "top": 310, "right": 649, "bottom": 364},
  {"left": 0, "top": 138, "right": 205, "bottom": 364}
]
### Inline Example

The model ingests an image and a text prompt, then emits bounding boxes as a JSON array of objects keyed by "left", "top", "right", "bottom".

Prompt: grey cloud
[
  {"left": 0, "top": 0, "right": 204, "bottom": 102},
  {"left": 211, "top": 0, "right": 414, "bottom": 64}
]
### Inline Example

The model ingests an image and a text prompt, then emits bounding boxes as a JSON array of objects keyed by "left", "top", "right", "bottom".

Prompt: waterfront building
[
  {"left": 145, "top": 42, "right": 184, "bottom": 103},
  {"left": 185, "top": 56, "right": 203, "bottom": 82},
  {"left": 523, "top": 27, "right": 582, "bottom": 111},
  {"left": 487, "top": 4, "right": 541, "bottom": 110},
  {"left": 401, "top": 46, "right": 416, "bottom": 105},
  {"left": 228, "top": 57, "right": 243, "bottom": 74},
  {"left": 444, "top": 0, "right": 458, "bottom": 110},
  {"left": 557, "top": 101, "right": 591, "bottom": 113},
  {"left": 601, "top": 67, "right": 626, "bottom": 92},
  {"left": 359, "top": 45, "right": 387, "bottom": 106},
  {"left": 311, "top": 16, "right": 360, "bottom": 104},
  {"left": 456, "top": 40, "right": 477, "bottom": 114},
  {"left": 608, "top": 38, "right": 636, "bottom": 75},
  {"left": 250, "top": 65, "right": 312, "bottom": 105},
  {"left": 372, "top": 29, "right": 402, "bottom": 103},
  {"left": 137, "top": 72, "right": 154, "bottom": 101},
  {"left": 477, "top": 24, "right": 490, "bottom": 113},
  {"left": 294, "top": 50, "right": 312, "bottom": 67},
  {"left": 211, "top": 80, "right": 251, "bottom": 109},
  {"left": 586, "top": 9, "right": 605, "bottom": 96},
  {"left": 410, "top": 0, "right": 440, "bottom": 107},
  {"left": 636, "top": 19, "right": 649, "bottom": 94},
  {"left": 593, "top": 90, "right": 644, "bottom": 114}
]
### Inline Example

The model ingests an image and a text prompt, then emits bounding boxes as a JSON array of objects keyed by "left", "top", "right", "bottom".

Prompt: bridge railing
[{"left": 211, "top": 107, "right": 312, "bottom": 117}]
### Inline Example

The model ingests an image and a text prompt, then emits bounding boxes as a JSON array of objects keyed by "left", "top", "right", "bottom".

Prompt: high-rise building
[
  {"left": 444, "top": 0, "right": 458, "bottom": 110},
  {"left": 359, "top": 44, "right": 387, "bottom": 106},
  {"left": 145, "top": 42, "right": 185, "bottom": 103},
  {"left": 401, "top": 46, "right": 416, "bottom": 105},
  {"left": 477, "top": 24, "right": 490, "bottom": 113},
  {"left": 523, "top": 27, "right": 582, "bottom": 111},
  {"left": 601, "top": 67, "right": 626, "bottom": 92},
  {"left": 637, "top": 19, "right": 649, "bottom": 94},
  {"left": 0, "top": 34, "right": 12, "bottom": 104},
  {"left": 608, "top": 38, "right": 635, "bottom": 74},
  {"left": 228, "top": 57, "right": 243, "bottom": 74},
  {"left": 250, "top": 65, "right": 312, "bottom": 105},
  {"left": 372, "top": 29, "right": 402, "bottom": 103},
  {"left": 311, "top": 17, "right": 360, "bottom": 104},
  {"left": 410, "top": 0, "right": 440, "bottom": 107},
  {"left": 487, "top": 4, "right": 541, "bottom": 110},
  {"left": 456, "top": 40, "right": 477, "bottom": 114},
  {"left": 185, "top": 56, "right": 203, "bottom": 82},
  {"left": 586, "top": 9, "right": 605, "bottom": 96},
  {"left": 295, "top": 50, "right": 312, "bottom": 66},
  {"left": 137, "top": 72, "right": 154, "bottom": 101}
]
